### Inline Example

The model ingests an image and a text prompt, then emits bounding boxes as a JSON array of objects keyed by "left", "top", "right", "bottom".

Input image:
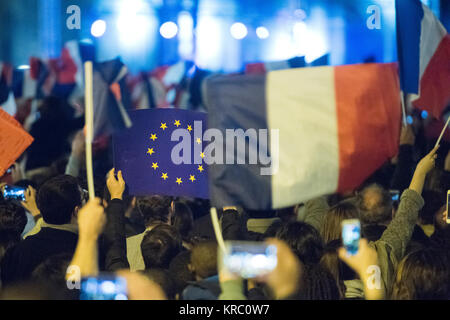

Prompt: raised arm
[{"left": 378, "top": 146, "right": 438, "bottom": 261}]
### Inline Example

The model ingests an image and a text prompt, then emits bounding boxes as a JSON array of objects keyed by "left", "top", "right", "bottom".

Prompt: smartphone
[
  {"left": 341, "top": 219, "right": 361, "bottom": 256},
  {"left": 222, "top": 241, "right": 277, "bottom": 279},
  {"left": 446, "top": 190, "right": 450, "bottom": 224},
  {"left": 3, "top": 185, "right": 26, "bottom": 201},
  {"left": 80, "top": 275, "right": 128, "bottom": 300},
  {"left": 389, "top": 190, "right": 400, "bottom": 202}
]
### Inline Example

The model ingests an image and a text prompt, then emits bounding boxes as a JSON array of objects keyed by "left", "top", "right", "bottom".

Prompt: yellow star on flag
[
  {"left": 147, "top": 148, "right": 155, "bottom": 155},
  {"left": 196, "top": 137, "right": 202, "bottom": 144},
  {"left": 189, "top": 175, "right": 196, "bottom": 182},
  {"left": 161, "top": 173, "right": 168, "bottom": 180},
  {"left": 198, "top": 165, "right": 204, "bottom": 173},
  {"left": 187, "top": 124, "right": 192, "bottom": 132},
  {"left": 160, "top": 122, "right": 167, "bottom": 130},
  {"left": 151, "top": 162, "right": 159, "bottom": 170},
  {"left": 200, "top": 152, "right": 205, "bottom": 159},
  {"left": 174, "top": 120, "right": 181, "bottom": 127},
  {"left": 150, "top": 134, "right": 157, "bottom": 141},
  {"left": 176, "top": 177, "right": 182, "bottom": 185}
]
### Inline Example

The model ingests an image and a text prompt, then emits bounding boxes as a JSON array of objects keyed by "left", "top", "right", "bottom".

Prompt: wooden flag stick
[
  {"left": 210, "top": 207, "right": 226, "bottom": 253},
  {"left": 84, "top": 61, "right": 95, "bottom": 200},
  {"left": 400, "top": 91, "right": 407, "bottom": 127},
  {"left": 435, "top": 115, "right": 450, "bottom": 148}
]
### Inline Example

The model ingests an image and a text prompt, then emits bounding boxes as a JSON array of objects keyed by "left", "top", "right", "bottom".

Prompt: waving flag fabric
[
  {"left": 396, "top": 0, "right": 450, "bottom": 118},
  {"left": 113, "top": 109, "right": 209, "bottom": 199},
  {"left": 205, "top": 63, "right": 401, "bottom": 209},
  {"left": 245, "top": 56, "right": 306, "bottom": 75},
  {"left": 93, "top": 58, "right": 133, "bottom": 138}
]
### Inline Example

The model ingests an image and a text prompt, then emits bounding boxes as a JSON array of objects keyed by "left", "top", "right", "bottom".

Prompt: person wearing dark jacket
[{"left": 1, "top": 175, "right": 84, "bottom": 286}]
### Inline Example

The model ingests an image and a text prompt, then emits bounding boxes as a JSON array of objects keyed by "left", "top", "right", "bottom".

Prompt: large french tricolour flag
[
  {"left": 396, "top": 0, "right": 450, "bottom": 118},
  {"left": 205, "top": 63, "right": 401, "bottom": 209}
]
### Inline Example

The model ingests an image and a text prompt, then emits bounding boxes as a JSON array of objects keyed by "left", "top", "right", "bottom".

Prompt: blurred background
[{"left": 0, "top": 0, "right": 448, "bottom": 73}]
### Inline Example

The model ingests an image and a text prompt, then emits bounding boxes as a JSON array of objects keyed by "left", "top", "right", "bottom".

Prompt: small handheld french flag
[{"left": 396, "top": 0, "right": 450, "bottom": 119}]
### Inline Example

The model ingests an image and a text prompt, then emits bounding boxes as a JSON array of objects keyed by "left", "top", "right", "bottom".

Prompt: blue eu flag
[{"left": 113, "top": 109, "right": 209, "bottom": 199}]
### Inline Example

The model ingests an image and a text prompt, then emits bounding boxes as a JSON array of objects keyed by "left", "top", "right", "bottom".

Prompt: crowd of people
[{"left": 0, "top": 95, "right": 450, "bottom": 300}]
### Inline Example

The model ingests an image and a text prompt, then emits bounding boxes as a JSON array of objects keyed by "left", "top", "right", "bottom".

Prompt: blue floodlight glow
[
  {"left": 160, "top": 21, "right": 178, "bottom": 39},
  {"left": 91, "top": 19, "right": 106, "bottom": 37},
  {"left": 230, "top": 22, "right": 248, "bottom": 40},
  {"left": 256, "top": 26, "right": 270, "bottom": 39}
]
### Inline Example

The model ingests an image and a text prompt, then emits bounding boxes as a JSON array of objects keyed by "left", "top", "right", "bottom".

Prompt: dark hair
[
  {"left": 190, "top": 241, "right": 218, "bottom": 279},
  {"left": 275, "top": 222, "right": 324, "bottom": 265},
  {"left": 357, "top": 184, "right": 392, "bottom": 225},
  {"left": 141, "top": 224, "right": 182, "bottom": 269},
  {"left": 37, "top": 175, "right": 82, "bottom": 225},
  {"left": 137, "top": 196, "right": 172, "bottom": 226},
  {"left": 391, "top": 249, "right": 450, "bottom": 300},
  {"left": 296, "top": 264, "right": 341, "bottom": 300},
  {"left": 171, "top": 201, "right": 194, "bottom": 239},
  {"left": 31, "top": 253, "right": 72, "bottom": 286},
  {"left": 169, "top": 251, "right": 195, "bottom": 296},
  {"left": 0, "top": 230, "right": 22, "bottom": 264},
  {"left": 321, "top": 202, "right": 359, "bottom": 243},
  {"left": 420, "top": 190, "right": 445, "bottom": 225},
  {"left": 141, "top": 269, "right": 177, "bottom": 300},
  {"left": 0, "top": 202, "right": 27, "bottom": 235},
  {"left": 320, "top": 240, "right": 357, "bottom": 298}
]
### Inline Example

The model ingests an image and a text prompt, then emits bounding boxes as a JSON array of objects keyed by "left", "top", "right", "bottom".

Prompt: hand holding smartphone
[
  {"left": 341, "top": 219, "right": 361, "bottom": 256},
  {"left": 2, "top": 185, "right": 26, "bottom": 201},
  {"left": 222, "top": 241, "right": 278, "bottom": 279},
  {"left": 80, "top": 274, "right": 128, "bottom": 300}
]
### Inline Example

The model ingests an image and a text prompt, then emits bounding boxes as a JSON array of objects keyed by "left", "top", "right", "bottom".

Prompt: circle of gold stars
[{"left": 147, "top": 119, "right": 205, "bottom": 185}]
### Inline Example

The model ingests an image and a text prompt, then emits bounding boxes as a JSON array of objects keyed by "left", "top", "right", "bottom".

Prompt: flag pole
[
  {"left": 210, "top": 207, "right": 226, "bottom": 253},
  {"left": 400, "top": 90, "right": 407, "bottom": 127},
  {"left": 84, "top": 61, "right": 95, "bottom": 200},
  {"left": 435, "top": 115, "right": 450, "bottom": 148}
]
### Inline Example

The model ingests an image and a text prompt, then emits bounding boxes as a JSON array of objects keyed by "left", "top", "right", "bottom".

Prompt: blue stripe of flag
[{"left": 396, "top": 0, "right": 424, "bottom": 94}]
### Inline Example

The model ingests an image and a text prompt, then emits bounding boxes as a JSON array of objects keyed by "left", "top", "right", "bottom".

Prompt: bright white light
[
  {"left": 230, "top": 22, "right": 248, "bottom": 40},
  {"left": 17, "top": 65, "right": 30, "bottom": 70},
  {"left": 160, "top": 21, "right": 178, "bottom": 39},
  {"left": 91, "top": 19, "right": 106, "bottom": 37},
  {"left": 116, "top": 0, "right": 154, "bottom": 48},
  {"left": 293, "top": 21, "right": 307, "bottom": 37},
  {"left": 256, "top": 26, "right": 270, "bottom": 39},
  {"left": 178, "top": 11, "right": 194, "bottom": 59}
]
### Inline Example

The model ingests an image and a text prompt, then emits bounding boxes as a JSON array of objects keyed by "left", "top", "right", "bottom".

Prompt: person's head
[
  {"left": 31, "top": 253, "right": 72, "bottom": 287},
  {"left": 141, "top": 269, "right": 177, "bottom": 300},
  {"left": 275, "top": 222, "right": 324, "bottom": 265},
  {"left": 321, "top": 202, "right": 359, "bottom": 243},
  {"left": 420, "top": 190, "right": 445, "bottom": 225},
  {"left": 136, "top": 195, "right": 172, "bottom": 227},
  {"left": 141, "top": 224, "right": 182, "bottom": 269},
  {"left": 171, "top": 201, "right": 194, "bottom": 239},
  {"left": 320, "top": 240, "right": 357, "bottom": 298},
  {"left": 0, "top": 202, "right": 27, "bottom": 235},
  {"left": 357, "top": 184, "right": 393, "bottom": 225},
  {"left": 392, "top": 249, "right": 450, "bottom": 300},
  {"left": 37, "top": 175, "right": 83, "bottom": 225},
  {"left": 169, "top": 251, "right": 195, "bottom": 298},
  {"left": 0, "top": 230, "right": 22, "bottom": 264},
  {"left": 189, "top": 241, "right": 218, "bottom": 280},
  {"left": 296, "top": 264, "right": 341, "bottom": 300}
]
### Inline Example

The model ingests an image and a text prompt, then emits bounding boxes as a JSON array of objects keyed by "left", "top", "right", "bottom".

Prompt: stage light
[
  {"left": 256, "top": 26, "right": 270, "bottom": 39},
  {"left": 293, "top": 21, "right": 307, "bottom": 37},
  {"left": 160, "top": 21, "right": 178, "bottom": 39},
  {"left": 17, "top": 65, "right": 30, "bottom": 70},
  {"left": 116, "top": 0, "right": 155, "bottom": 48},
  {"left": 91, "top": 19, "right": 106, "bottom": 38},
  {"left": 230, "top": 22, "right": 248, "bottom": 40}
]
